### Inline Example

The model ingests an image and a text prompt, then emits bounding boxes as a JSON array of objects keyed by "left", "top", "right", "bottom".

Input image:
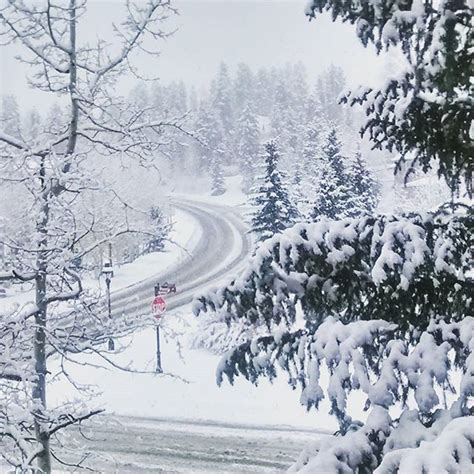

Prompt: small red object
[{"left": 151, "top": 295, "right": 167, "bottom": 318}]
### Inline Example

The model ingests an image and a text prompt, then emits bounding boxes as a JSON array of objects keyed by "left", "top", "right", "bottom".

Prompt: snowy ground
[
  {"left": 50, "top": 304, "right": 334, "bottom": 471},
  {"left": 51, "top": 316, "right": 337, "bottom": 430}
]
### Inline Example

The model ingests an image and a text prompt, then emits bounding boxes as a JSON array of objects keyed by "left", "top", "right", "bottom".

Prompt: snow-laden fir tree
[
  {"left": 211, "top": 62, "right": 234, "bottom": 135},
  {"left": 299, "top": 120, "right": 325, "bottom": 217},
  {"left": 236, "top": 103, "right": 260, "bottom": 194},
  {"left": 23, "top": 108, "right": 42, "bottom": 142},
  {"left": 233, "top": 62, "right": 256, "bottom": 116},
  {"left": 0, "top": 95, "right": 21, "bottom": 138},
  {"left": 255, "top": 67, "right": 274, "bottom": 116},
  {"left": 194, "top": 105, "right": 223, "bottom": 174},
  {"left": 210, "top": 153, "right": 226, "bottom": 196},
  {"left": 345, "top": 146, "right": 379, "bottom": 217},
  {"left": 311, "top": 126, "right": 352, "bottom": 221},
  {"left": 316, "top": 64, "right": 346, "bottom": 123},
  {"left": 144, "top": 206, "right": 171, "bottom": 253},
  {"left": 194, "top": 1, "right": 474, "bottom": 471},
  {"left": 194, "top": 105, "right": 226, "bottom": 195},
  {"left": 250, "top": 140, "right": 300, "bottom": 242},
  {"left": 197, "top": 208, "right": 473, "bottom": 473}
]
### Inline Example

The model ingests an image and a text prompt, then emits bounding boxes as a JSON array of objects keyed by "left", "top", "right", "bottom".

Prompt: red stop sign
[{"left": 151, "top": 296, "right": 167, "bottom": 318}]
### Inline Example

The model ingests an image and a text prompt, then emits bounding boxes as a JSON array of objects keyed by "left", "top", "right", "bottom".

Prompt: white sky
[{"left": 0, "top": 0, "right": 385, "bottom": 111}]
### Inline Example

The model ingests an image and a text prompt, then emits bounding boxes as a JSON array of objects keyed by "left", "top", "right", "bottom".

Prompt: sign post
[{"left": 152, "top": 282, "right": 175, "bottom": 373}]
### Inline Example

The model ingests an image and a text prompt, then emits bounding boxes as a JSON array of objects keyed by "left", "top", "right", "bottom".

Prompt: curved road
[{"left": 110, "top": 198, "right": 252, "bottom": 317}]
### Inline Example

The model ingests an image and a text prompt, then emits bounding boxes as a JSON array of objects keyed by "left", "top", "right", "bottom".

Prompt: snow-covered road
[
  {"left": 65, "top": 416, "right": 326, "bottom": 473},
  {"left": 110, "top": 199, "right": 253, "bottom": 316}
]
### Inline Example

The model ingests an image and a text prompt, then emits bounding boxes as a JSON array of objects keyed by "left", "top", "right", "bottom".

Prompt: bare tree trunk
[
  {"left": 32, "top": 160, "right": 51, "bottom": 473},
  {"left": 31, "top": 5, "right": 78, "bottom": 467},
  {"left": 33, "top": 273, "right": 51, "bottom": 473},
  {"left": 64, "top": 0, "right": 78, "bottom": 173}
]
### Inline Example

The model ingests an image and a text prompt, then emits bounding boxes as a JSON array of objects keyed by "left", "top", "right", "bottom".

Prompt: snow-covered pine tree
[
  {"left": 196, "top": 209, "right": 473, "bottom": 472},
  {"left": 236, "top": 103, "right": 260, "bottom": 194},
  {"left": 305, "top": 83, "right": 325, "bottom": 125},
  {"left": 194, "top": 1, "right": 474, "bottom": 471},
  {"left": 345, "top": 146, "right": 380, "bottom": 217},
  {"left": 316, "top": 64, "right": 346, "bottom": 123},
  {"left": 270, "top": 76, "right": 293, "bottom": 149},
  {"left": 233, "top": 62, "right": 256, "bottom": 116},
  {"left": 289, "top": 159, "right": 305, "bottom": 217},
  {"left": 210, "top": 153, "right": 226, "bottom": 196},
  {"left": 209, "top": 62, "right": 235, "bottom": 167},
  {"left": 300, "top": 120, "right": 326, "bottom": 217},
  {"left": 0, "top": 95, "right": 21, "bottom": 138},
  {"left": 255, "top": 67, "right": 274, "bottom": 117},
  {"left": 211, "top": 62, "right": 234, "bottom": 135},
  {"left": 44, "top": 103, "right": 66, "bottom": 138},
  {"left": 144, "top": 206, "right": 171, "bottom": 253},
  {"left": 194, "top": 105, "right": 223, "bottom": 174},
  {"left": 291, "top": 62, "right": 309, "bottom": 123},
  {"left": 23, "top": 108, "right": 42, "bottom": 142},
  {"left": 311, "top": 126, "right": 351, "bottom": 221},
  {"left": 250, "top": 140, "right": 300, "bottom": 241}
]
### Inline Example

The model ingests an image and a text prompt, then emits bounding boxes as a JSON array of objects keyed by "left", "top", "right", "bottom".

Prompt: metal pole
[
  {"left": 106, "top": 276, "right": 114, "bottom": 351},
  {"left": 154, "top": 284, "right": 162, "bottom": 373},
  {"left": 156, "top": 326, "right": 162, "bottom": 373}
]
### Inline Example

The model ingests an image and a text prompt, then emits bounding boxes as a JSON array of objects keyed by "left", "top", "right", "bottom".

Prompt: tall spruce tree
[
  {"left": 234, "top": 63, "right": 256, "bottom": 115},
  {"left": 236, "top": 103, "right": 260, "bottom": 194},
  {"left": 311, "top": 126, "right": 351, "bottom": 220},
  {"left": 345, "top": 146, "right": 379, "bottom": 217},
  {"left": 0, "top": 95, "right": 21, "bottom": 138},
  {"left": 210, "top": 153, "right": 225, "bottom": 196},
  {"left": 194, "top": 105, "right": 223, "bottom": 173},
  {"left": 298, "top": 122, "right": 324, "bottom": 217},
  {"left": 210, "top": 62, "right": 234, "bottom": 165},
  {"left": 316, "top": 65, "right": 346, "bottom": 123},
  {"left": 250, "top": 141, "right": 299, "bottom": 241},
  {"left": 23, "top": 108, "right": 42, "bottom": 142},
  {"left": 211, "top": 62, "right": 234, "bottom": 134}
]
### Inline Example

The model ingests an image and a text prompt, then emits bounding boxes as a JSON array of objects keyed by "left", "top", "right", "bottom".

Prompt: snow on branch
[
  {"left": 216, "top": 316, "right": 473, "bottom": 418},
  {"left": 377, "top": 415, "right": 474, "bottom": 473},
  {"left": 196, "top": 212, "right": 473, "bottom": 331},
  {"left": 290, "top": 404, "right": 474, "bottom": 473}
]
